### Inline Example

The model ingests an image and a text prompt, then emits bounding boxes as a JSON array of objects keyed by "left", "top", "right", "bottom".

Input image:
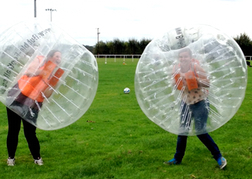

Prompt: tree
[
  {"left": 234, "top": 33, "right": 252, "bottom": 56},
  {"left": 139, "top": 38, "right": 151, "bottom": 53},
  {"left": 112, "top": 39, "right": 125, "bottom": 54},
  {"left": 84, "top": 45, "right": 94, "bottom": 53},
  {"left": 126, "top": 39, "right": 140, "bottom": 54},
  {"left": 94, "top": 41, "right": 109, "bottom": 54}
]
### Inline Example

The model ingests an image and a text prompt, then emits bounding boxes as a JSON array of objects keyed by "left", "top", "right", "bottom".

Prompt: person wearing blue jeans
[
  {"left": 171, "top": 100, "right": 226, "bottom": 169},
  {"left": 164, "top": 48, "right": 227, "bottom": 169}
]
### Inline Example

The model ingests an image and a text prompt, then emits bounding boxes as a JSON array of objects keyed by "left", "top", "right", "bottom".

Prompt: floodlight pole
[
  {"left": 97, "top": 28, "right": 100, "bottom": 55},
  {"left": 45, "top": 8, "right": 57, "bottom": 22},
  {"left": 34, "top": 0, "right": 37, "bottom": 18}
]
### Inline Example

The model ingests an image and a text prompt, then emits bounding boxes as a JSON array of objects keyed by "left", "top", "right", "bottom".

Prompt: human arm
[
  {"left": 43, "top": 86, "right": 54, "bottom": 98},
  {"left": 24, "top": 57, "right": 44, "bottom": 77},
  {"left": 41, "top": 68, "right": 64, "bottom": 99},
  {"left": 194, "top": 64, "right": 210, "bottom": 87}
]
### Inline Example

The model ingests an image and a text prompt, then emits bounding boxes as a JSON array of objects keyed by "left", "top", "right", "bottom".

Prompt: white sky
[{"left": 0, "top": 0, "right": 251, "bottom": 46}]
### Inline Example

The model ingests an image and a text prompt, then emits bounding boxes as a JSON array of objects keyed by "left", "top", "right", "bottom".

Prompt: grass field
[{"left": 0, "top": 58, "right": 252, "bottom": 179}]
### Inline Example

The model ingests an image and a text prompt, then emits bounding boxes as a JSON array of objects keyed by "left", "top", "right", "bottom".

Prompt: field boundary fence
[
  {"left": 95, "top": 54, "right": 252, "bottom": 66},
  {"left": 246, "top": 56, "right": 252, "bottom": 67},
  {"left": 95, "top": 54, "right": 142, "bottom": 63}
]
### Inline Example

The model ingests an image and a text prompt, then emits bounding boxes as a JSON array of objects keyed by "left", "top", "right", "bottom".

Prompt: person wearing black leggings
[
  {"left": 6, "top": 50, "right": 62, "bottom": 166},
  {"left": 6, "top": 107, "right": 43, "bottom": 166}
]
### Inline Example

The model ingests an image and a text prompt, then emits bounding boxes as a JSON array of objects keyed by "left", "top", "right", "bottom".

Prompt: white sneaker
[
  {"left": 34, "top": 158, "right": 43, "bottom": 165},
  {"left": 7, "top": 158, "right": 15, "bottom": 166}
]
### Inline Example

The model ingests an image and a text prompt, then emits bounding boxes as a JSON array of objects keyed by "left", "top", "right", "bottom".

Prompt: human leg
[
  {"left": 191, "top": 100, "right": 226, "bottom": 169},
  {"left": 6, "top": 107, "right": 22, "bottom": 159},
  {"left": 191, "top": 100, "right": 221, "bottom": 159},
  {"left": 197, "top": 133, "right": 222, "bottom": 160},
  {"left": 190, "top": 100, "right": 209, "bottom": 134},
  {"left": 164, "top": 135, "right": 188, "bottom": 165},
  {"left": 22, "top": 119, "right": 41, "bottom": 160},
  {"left": 180, "top": 101, "right": 192, "bottom": 131},
  {"left": 174, "top": 135, "right": 188, "bottom": 162},
  {"left": 164, "top": 101, "right": 190, "bottom": 165},
  {"left": 197, "top": 133, "right": 227, "bottom": 169}
]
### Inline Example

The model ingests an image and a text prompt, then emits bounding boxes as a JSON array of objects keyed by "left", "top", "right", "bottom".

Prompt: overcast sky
[{"left": 0, "top": 0, "right": 251, "bottom": 46}]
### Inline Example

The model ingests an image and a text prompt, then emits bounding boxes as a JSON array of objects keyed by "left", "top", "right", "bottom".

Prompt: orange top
[
  {"left": 174, "top": 61, "right": 199, "bottom": 91},
  {"left": 18, "top": 56, "right": 63, "bottom": 102}
]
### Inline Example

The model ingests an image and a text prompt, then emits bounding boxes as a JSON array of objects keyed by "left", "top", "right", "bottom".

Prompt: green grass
[{"left": 0, "top": 58, "right": 252, "bottom": 179}]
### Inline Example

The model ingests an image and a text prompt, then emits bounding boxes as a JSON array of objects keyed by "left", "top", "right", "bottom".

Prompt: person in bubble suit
[
  {"left": 6, "top": 50, "right": 62, "bottom": 166},
  {"left": 163, "top": 48, "right": 227, "bottom": 169}
]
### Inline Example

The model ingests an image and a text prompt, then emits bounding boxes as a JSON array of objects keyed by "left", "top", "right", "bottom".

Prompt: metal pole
[
  {"left": 97, "top": 28, "right": 100, "bottom": 55},
  {"left": 34, "top": 0, "right": 36, "bottom": 18}
]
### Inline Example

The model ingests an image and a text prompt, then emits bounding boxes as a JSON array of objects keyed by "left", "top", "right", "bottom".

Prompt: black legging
[{"left": 6, "top": 107, "right": 41, "bottom": 159}]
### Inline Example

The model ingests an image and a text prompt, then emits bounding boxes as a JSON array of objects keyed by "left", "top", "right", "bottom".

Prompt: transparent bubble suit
[
  {"left": 135, "top": 25, "right": 247, "bottom": 136},
  {"left": 0, "top": 20, "right": 98, "bottom": 130}
]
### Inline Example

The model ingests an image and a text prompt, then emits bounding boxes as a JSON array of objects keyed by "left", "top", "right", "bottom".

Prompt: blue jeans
[
  {"left": 180, "top": 99, "right": 209, "bottom": 134},
  {"left": 174, "top": 100, "right": 222, "bottom": 162}
]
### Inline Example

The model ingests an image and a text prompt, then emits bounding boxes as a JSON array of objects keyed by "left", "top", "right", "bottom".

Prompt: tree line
[
  {"left": 85, "top": 38, "right": 151, "bottom": 55},
  {"left": 84, "top": 33, "right": 252, "bottom": 56}
]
